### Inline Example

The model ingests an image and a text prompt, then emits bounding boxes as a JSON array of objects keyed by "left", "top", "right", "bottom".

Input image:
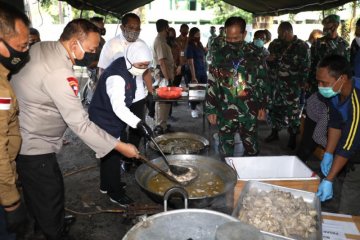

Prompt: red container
[{"left": 156, "top": 87, "right": 182, "bottom": 99}]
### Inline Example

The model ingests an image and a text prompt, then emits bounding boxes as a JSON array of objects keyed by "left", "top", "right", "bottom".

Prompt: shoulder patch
[
  {"left": 67, "top": 77, "right": 79, "bottom": 96},
  {"left": 0, "top": 97, "right": 11, "bottom": 110}
]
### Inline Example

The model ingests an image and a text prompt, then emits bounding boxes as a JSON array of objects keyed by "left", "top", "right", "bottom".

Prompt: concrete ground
[{"left": 20, "top": 100, "right": 323, "bottom": 240}]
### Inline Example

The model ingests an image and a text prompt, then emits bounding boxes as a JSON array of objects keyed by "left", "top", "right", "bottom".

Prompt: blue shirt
[
  {"left": 328, "top": 77, "right": 360, "bottom": 159},
  {"left": 186, "top": 42, "right": 207, "bottom": 79}
]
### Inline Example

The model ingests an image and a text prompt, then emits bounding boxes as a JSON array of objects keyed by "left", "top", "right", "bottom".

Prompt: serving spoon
[
  {"left": 139, "top": 155, "right": 197, "bottom": 186},
  {"left": 149, "top": 137, "right": 191, "bottom": 176}
]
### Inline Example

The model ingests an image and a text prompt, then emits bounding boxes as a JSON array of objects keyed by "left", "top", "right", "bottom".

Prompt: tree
[
  {"left": 38, "top": 0, "right": 119, "bottom": 24},
  {"left": 199, "top": 0, "right": 253, "bottom": 24}
]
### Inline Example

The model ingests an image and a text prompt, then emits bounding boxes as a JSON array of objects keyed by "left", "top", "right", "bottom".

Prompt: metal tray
[
  {"left": 149, "top": 132, "right": 209, "bottom": 154},
  {"left": 232, "top": 181, "right": 322, "bottom": 240}
]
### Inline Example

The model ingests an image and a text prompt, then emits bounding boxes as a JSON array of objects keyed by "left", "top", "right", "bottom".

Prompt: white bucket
[{"left": 213, "top": 132, "right": 245, "bottom": 157}]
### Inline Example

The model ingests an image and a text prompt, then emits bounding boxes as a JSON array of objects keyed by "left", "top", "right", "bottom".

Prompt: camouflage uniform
[
  {"left": 206, "top": 35, "right": 225, "bottom": 67},
  {"left": 267, "top": 36, "right": 310, "bottom": 134},
  {"left": 308, "top": 22, "right": 349, "bottom": 93},
  {"left": 205, "top": 41, "right": 268, "bottom": 157}
]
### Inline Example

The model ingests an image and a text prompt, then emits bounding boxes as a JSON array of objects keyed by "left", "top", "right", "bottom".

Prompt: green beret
[{"left": 322, "top": 14, "right": 340, "bottom": 25}]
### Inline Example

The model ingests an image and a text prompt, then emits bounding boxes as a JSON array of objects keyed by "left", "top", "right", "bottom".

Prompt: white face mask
[
  {"left": 356, "top": 37, "right": 360, "bottom": 47},
  {"left": 129, "top": 66, "right": 147, "bottom": 76}
]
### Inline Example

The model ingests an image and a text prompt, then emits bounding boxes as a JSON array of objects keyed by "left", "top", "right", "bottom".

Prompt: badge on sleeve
[
  {"left": 0, "top": 97, "right": 11, "bottom": 110},
  {"left": 67, "top": 77, "right": 79, "bottom": 96}
]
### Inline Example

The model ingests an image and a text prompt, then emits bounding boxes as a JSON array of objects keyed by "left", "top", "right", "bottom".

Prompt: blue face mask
[
  {"left": 254, "top": 39, "right": 264, "bottom": 48},
  {"left": 318, "top": 77, "right": 343, "bottom": 98}
]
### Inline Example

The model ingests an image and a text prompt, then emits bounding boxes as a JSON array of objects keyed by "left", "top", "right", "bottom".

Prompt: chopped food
[
  {"left": 157, "top": 138, "right": 204, "bottom": 153},
  {"left": 238, "top": 188, "right": 317, "bottom": 239}
]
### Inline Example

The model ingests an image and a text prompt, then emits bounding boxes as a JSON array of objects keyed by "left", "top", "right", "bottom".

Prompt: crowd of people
[{"left": 1, "top": 1, "right": 360, "bottom": 239}]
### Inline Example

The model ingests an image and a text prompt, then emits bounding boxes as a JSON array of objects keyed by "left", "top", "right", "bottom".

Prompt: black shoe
[
  {"left": 287, "top": 134, "right": 297, "bottom": 150},
  {"left": 265, "top": 129, "right": 279, "bottom": 143},
  {"left": 100, "top": 182, "right": 127, "bottom": 194},
  {"left": 109, "top": 193, "right": 134, "bottom": 207},
  {"left": 62, "top": 215, "right": 76, "bottom": 236}
]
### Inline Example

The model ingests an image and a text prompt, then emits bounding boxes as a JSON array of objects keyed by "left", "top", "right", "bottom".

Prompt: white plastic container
[
  {"left": 224, "top": 156, "right": 320, "bottom": 205},
  {"left": 225, "top": 155, "right": 318, "bottom": 181}
]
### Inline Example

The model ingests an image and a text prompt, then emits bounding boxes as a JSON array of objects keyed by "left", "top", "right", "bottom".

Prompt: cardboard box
[
  {"left": 322, "top": 212, "right": 360, "bottom": 239},
  {"left": 225, "top": 156, "right": 320, "bottom": 204}
]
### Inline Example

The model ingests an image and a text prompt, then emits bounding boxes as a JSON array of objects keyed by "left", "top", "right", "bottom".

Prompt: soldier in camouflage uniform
[
  {"left": 205, "top": 16, "right": 268, "bottom": 158},
  {"left": 308, "top": 14, "right": 349, "bottom": 93},
  {"left": 265, "top": 22, "right": 310, "bottom": 150}
]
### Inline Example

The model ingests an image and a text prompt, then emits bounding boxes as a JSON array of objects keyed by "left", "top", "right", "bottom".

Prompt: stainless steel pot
[
  {"left": 135, "top": 154, "right": 237, "bottom": 208},
  {"left": 122, "top": 187, "right": 240, "bottom": 240},
  {"left": 148, "top": 132, "right": 209, "bottom": 154}
]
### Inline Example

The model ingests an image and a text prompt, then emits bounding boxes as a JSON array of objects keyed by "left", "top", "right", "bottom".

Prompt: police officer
[
  {"left": 308, "top": 14, "right": 349, "bottom": 94},
  {"left": 265, "top": 22, "right": 310, "bottom": 150},
  {"left": 205, "top": 16, "right": 268, "bottom": 158},
  {"left": 11, "top": 19, "right": 139, "bottom": 240},
  {"left": 0, "top": 3, "right": 30, "bottom": 239},
  {"left": 316, "top": 55, "right": 360, "bottom": 215}
]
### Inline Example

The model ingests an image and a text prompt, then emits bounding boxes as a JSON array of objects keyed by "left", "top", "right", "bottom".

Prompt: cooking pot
[
  {"left": 148, "top": 132, "right": 210, "bottom": 154},
  {"left": 122, "top": 187, "right": 240, "bottom": 240},
  {"left": 135, "top": 154, "right": 237, "bottom": 208}
]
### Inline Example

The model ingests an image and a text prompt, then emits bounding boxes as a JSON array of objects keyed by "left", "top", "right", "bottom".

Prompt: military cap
[{"left": 322, "top": 14, "right": 340, "bottom": 25}]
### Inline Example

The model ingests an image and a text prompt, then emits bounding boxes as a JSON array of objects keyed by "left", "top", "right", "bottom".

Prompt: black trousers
[
  {"left": 16, "top": 153, "right": 65, "bottom": 240},
  {"left": 100, "top": 150, "right": 123, "bottom": 196},
  {"left": 122, "top": 99, "right": 145, "bottom": 162}
]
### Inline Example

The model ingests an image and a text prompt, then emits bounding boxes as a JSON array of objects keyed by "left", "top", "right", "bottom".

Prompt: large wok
[
  {"left": 148, "top": 132, "right": 209, "bottom": 154},
  {"left": 135, "top": 155, "right": 237, "bottom": 208}
]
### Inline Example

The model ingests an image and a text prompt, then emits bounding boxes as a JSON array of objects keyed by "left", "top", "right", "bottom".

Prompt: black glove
[
  {"left": 146, "top": 93, "right": 155, "bottom": 118},
  {"left": 4, "top": 202, "right": 28, "bottom": 232},
  {"left": 137, "top": 121, "right": 153, "bottom": 140}
]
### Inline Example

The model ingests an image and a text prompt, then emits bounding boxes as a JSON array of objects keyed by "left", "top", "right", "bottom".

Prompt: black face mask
[
  {"left": 0, "top": 39, "right": 29, "bottom": 73},
  {"left": 74, "top": 51, "right": 98, "bottom": 67}
]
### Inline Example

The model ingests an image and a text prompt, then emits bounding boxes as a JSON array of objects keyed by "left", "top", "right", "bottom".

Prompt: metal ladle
[
  {"left": 138, "top": 155, "right": 197, "bottom": 186},
  {"left": 149, "top": 137, "right": 191, "bottom": 176}
]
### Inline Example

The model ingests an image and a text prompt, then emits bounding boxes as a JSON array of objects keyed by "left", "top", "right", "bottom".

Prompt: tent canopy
[{"left": 60, "top": 0, "right": 353, "bottom": 18}]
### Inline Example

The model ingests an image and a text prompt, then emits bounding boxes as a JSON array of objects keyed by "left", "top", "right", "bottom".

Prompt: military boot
[
  {"left": 265, "top": 129, "right": 279, "bottom": 143},
  {"left": 287, "top": 133, "right": 297, "bottom": 150}
]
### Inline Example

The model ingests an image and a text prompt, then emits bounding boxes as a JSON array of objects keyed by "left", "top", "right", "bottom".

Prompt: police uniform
[
  {"left": 267, "top": 36, "right": 310, "bottom": 135},
  {"left": 0, "top": 64, "right": 21, "bottom": 209},
  {"left": 153, "top": 33, "right": 174, "bottom": 131},
  {"left": 328, "top": 78, "right": 360, "bottom": 215},
  {"left": 205, "top": 41, "right": 268, "bottom": 157},
  {"left": 10, "top": 41, "right": 118, "bottom": 240}
]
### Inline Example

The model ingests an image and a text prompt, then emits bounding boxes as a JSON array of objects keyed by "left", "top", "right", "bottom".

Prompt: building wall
[{"left": 145, "top": 0, "right": 214, "bottom": 25}]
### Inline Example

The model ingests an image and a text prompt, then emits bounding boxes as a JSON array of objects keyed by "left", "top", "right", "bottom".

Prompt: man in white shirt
[{"left": 98, "top": 13, "right": 153, "bottom": 171}]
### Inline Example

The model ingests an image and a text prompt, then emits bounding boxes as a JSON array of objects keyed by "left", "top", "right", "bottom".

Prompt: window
[
  {"left": 176, "top": 0, "right": 188, "bottom": 10},
  {"left": 189, "top": 0, "right": 196, "bottom": 11}
]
